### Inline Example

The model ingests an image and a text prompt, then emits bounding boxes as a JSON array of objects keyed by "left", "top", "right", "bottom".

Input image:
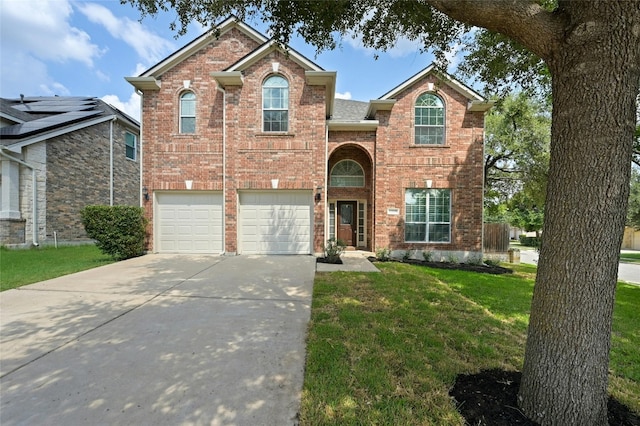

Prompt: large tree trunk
[{"left": 517, "top": 4, "right": 640, "bottom": 425}]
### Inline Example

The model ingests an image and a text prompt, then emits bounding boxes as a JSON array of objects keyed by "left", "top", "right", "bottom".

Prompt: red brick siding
[{"left": 372, "top": 77, "right": 484, "bottom": 252}]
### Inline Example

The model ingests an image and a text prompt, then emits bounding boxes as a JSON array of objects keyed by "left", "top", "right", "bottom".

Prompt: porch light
[
  {"left": 315, "top": 186, "right": 323, "bottom": 202},
  {"left": 142, "top": 186, "right": 149, "bottom": 201}
]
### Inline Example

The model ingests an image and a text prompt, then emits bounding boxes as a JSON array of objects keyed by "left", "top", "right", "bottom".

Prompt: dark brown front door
[{"left": 337, "top": 201, "right": 357, "bottom": 246}]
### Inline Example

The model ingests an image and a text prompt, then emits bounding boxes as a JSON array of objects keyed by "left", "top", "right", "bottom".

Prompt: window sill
[
  {"left": 255, "top": 132, "right": 296, "bottom": 138},
  {"left": 410, "top": 144, "right": 450, "bottom": 148}
]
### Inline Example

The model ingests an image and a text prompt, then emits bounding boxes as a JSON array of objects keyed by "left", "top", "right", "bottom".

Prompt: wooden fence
[{"left": 483, "top": 223, "right": 510, "bottom": 253}]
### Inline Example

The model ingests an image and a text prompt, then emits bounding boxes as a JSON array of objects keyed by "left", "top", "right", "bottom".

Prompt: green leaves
[{"left": 80, "top": 205, "right": 148, "bottom": 260}]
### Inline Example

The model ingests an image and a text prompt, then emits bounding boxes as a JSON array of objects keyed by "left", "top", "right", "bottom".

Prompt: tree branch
[{"left": 424, "top": 0, "right": 566, "bottom": 60}]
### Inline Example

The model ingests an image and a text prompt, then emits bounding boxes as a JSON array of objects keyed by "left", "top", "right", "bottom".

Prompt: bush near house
[
  {"left": 80, "top": 205, "right": 147, "bottom": 260},
  {"left": 519, "top": 235, "right": 541, "bottom": 248}
]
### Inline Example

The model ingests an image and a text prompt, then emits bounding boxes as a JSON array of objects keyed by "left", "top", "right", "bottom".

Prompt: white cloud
[
  {"left": 77, "top": 3, "right": 175, "bottom": 65},
  {"left": 335, "top": 92, "right": 352, "bottom": 100},
  {"left": 102, "top": 92, "right": 141, "bottom": 122},
  {"left": 0, "top": 51, "right": 69, "bottom": 97},
  {"left": 0, "top": 0, "right": 103, "bottom": 67}
]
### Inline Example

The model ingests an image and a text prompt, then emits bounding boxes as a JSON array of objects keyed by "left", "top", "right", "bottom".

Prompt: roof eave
[
  {"left": 306, "top": 71, "right": 336, "bottom": 118},
  {"left": 125, "top": 77, "right": 161, "bottom": 91},
  {"left": 328, "top": 120, "right": 379, "bottom": 131},
  {"left": 210, "top": 71, "right": 244, "bottom": 88},
  {"left": 366, "top": 99, "right": 396, "bottom": 119},
  {"left": 137, "top": 16, "right": 268, "bottom": 78},
  {"left": 467, "top": 100, "right": 495, "bottom": 112}
]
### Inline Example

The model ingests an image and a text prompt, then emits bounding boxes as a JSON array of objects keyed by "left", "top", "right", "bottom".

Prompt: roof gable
[
  {"left": 138, "top": 16, "right": 268, "bottom": 78},
  {"left": 380, "top": 64, "right": 485, "bottom": 102},
  {"left": 225, "top": 40, "right": 324, "bottom": 73}
]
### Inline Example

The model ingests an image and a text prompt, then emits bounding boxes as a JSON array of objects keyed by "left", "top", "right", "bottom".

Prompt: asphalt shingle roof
[{"left": 331, "top": 99, "right": 370, "bottom": 122}]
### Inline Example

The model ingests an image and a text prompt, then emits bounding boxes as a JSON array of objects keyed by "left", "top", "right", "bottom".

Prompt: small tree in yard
[
  {"left": 81, "top": 205, "right": 148, "bottom": 260},
  {"left": 323, "top": 238, "right": 346, "bottom": 264}
]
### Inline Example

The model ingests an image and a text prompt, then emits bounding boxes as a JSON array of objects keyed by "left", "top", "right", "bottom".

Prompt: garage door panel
[
  {"left": 239, "top": 191, "right": 312, "bottom": 255},
  {"left": 156, "top": 192, "right": 223, "bottom": 253}
]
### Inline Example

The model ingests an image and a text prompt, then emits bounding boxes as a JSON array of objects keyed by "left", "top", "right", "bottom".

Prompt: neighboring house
[
  {"left": 622, "top": 226, "right": 640, "bottom": 250},
  {"left": 127, "top": 17, "right": 492, "bottom": 258},
  {"left": 0, "top": 96, "right": 140, "bottom": 246}
]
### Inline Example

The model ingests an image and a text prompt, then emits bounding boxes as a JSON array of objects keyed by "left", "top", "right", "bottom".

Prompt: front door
[{"left": 337, "top": 201, "right": 357, "bottom": 246}]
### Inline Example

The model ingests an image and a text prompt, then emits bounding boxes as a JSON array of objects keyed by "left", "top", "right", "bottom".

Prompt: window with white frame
[
  {"left": 180, "top": 91, "right": 196, "bottom": 133},
  {"left": 405, "top": 189, "right": 451, "bottom": 242},
  {"left": 330, "top": 160, "right": 365, "bottom": 187},
  {"left": 125, "top": 131, "right": 137, "bottom": 160},
  {"left": 415, "top": 93, "right": 444, "bottom": 145},
  {"left": 262, "top": 75, "right": 289, "bottom": 132}
]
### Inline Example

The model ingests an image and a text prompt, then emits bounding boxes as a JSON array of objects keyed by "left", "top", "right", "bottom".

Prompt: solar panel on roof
[
  {"left": 12, "top": 104, "right": 96, "bottom": 113},
  {"left": 0, "top": 110, "right": 102, "bottom": 138}
]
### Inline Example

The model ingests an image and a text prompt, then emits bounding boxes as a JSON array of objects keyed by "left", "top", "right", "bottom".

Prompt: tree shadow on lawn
[{"left": 369, "top": 259, "right": 639, "bottom": 425}]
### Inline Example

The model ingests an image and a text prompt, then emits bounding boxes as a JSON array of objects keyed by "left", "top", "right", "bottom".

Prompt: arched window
[
  {"left": 415, "top": 93, "right": 444, "bottom": 145},
  {"left": 330, "top": 160, "right": 365, "bottom": 187},
  {"left": 263, "top": 75, "right": 289, "bottom": 132},
  {"left": 180, "top": 91, "right": 196, "bottom": 133}
]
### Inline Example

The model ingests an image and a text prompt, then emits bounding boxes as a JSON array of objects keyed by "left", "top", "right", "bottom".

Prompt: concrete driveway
[{"left": 0, "top": 254, "right": 315, "bottom": 426}]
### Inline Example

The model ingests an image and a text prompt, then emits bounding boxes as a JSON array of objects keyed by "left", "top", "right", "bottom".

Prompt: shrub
[
  {"left": 519, "top": 235, "right": 541, "bottom": 248},
  {"left": 423, "top": 250, "right": 434, "bottom": 262},
  {"left": 484, "top": 258, "right": 501, "bottom": 267},
  {"left": 402, "top": 250, "right": 413, "bottom": 261},
  {"left": 80, "top": 205, "right": 148, "bottom": 260},
  {"left": 376, "top": 247, "right": 391, "bottom": 261},
  {"left": 324, "top": 238, "right": 346, "bottom": 264}
]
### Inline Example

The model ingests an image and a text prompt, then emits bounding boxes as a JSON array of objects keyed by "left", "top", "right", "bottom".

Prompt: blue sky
[{"left": 0, "top": 0, "right": 466, "bottom": 121}]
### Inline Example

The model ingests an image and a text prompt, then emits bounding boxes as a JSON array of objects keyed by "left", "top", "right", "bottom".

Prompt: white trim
[
  {"left": 138, "top": 17, "right": 267, "bottom": 78},
  {"left": 328, "top": 198, "right": 367, "bottom": 248},
  {"left": 228, "top": 41, "right": 324, "bottom": 73},
  {"left": 380, "top": 64, "right": 486, "bottom": 102}
]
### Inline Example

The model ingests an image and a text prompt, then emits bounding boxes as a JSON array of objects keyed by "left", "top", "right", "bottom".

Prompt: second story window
[
  {"left": 263, "top": 75, "right": 289, "bottom": 132},
  {"left": 415, "top": 93, "right": 444, "bottom": 145},
  {"left": 180, "top": 91, "right": 196, "bottom": 134},
  {"left": 125, "top": 131, "right": 137, "bottom": 160}
]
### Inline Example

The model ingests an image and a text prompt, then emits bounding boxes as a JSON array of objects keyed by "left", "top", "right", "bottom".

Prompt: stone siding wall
[{"left": 46, "top": 121, "right": 140, "bottom": 241}]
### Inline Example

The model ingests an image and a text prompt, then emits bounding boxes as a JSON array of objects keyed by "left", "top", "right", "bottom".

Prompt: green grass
[
  {"left": 301, "top": 262, "right": 639, "bottom": 425},
  {"left": 0, "top": 245, "right": 114, "bottom": 291},
  {"left": 620, "top": 252, "right": 640, "bottom": 264}
]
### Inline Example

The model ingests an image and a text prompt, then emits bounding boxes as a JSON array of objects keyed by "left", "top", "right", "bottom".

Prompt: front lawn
[
  {"left": 620, "top": 252, "right": 640, "bottom": 264},
  {"left": 0, "top": 245, "right": 113, "bottom": 291},
  {"left": 300, "top": 262, "right": 639, "bottom": 425}
]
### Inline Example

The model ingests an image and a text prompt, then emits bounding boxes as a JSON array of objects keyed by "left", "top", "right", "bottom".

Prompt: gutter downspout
[
  {"left": 0, "top": 147, "right": 39, "bottom": 246},
  {"left": 109, "top": 115, "right": 117, "bottom": 206},
  {"left": 216, "top": 83, "right": 226, "bottom": 255},
  {"left": 135, "top": 90, "right": 143, "bottom": 209}
]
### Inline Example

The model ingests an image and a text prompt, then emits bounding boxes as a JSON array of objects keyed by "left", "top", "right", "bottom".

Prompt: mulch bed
[
  {"left": 368, "top": 257, "right": 514, "bottom": 275},
  {"left": 316, "top": 257, "right": 343, "bottom": 264},
  {"left": 450, "top": 369, "right": 640, "bottom": 426}
]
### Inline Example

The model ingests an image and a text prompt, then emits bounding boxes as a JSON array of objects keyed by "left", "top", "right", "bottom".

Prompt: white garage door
[
  {"left": 239, "top": 191, "right": 312, "bottom": 254},
  {"left": 155, "top": 192, "right": 223, "bottom": 253}
]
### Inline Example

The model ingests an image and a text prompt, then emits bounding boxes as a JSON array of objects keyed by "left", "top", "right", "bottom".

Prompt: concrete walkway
[{"left": 0, "top": 254, "right": 315, "bottom": 426}]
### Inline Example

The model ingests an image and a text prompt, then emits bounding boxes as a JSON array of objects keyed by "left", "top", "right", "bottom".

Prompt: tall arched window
[
  {"left": 330, "top": 160, "right": 365, "bottom": 187},
  {"left": 415, "top": 93, "right": 444, "bottom": 145},
  {"left": 180, "top": 91, "right": 196, "bottom": 133},
  {"left": 263, "top": 75, "right": 289, "bottom": 132}
]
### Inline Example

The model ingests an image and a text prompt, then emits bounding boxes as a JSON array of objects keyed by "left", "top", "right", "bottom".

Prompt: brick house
[
  {"left": 127, "top": 17, "right": 492, "bottom": 258},
  {"left": 0, "top": 97, "right": 140, "bottom": 246}
]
